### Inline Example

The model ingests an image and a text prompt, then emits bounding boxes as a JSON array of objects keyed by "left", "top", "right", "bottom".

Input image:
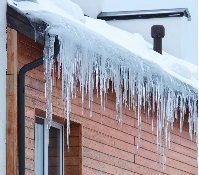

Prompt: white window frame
[{"left": 35, "top": 116, "right": 64, "bottom": 175}]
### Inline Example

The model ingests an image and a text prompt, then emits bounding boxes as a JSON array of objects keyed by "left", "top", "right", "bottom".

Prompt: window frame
[{"left": 35, "top": 116, "right": 64, "bottom": 175}]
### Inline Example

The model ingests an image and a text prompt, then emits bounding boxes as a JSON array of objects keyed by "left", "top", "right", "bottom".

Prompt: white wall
[
  {"left": 103, "top": 0, "right": 198, "bottom": 65},
  {"left": 107, "top": 17, "right": 188, "bottom": 62},
  {"left": 71, "top": 0, "right": 105, "bottom": 18},
  {"left": 0, "top": 0, "right": 7, "bottom": 174}
]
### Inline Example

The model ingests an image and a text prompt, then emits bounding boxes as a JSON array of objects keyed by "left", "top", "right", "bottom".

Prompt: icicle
[
  {"left": 44, "top": 34, "right": 55, "bottom": 129},
  {"left": 136, "top": 78, "right": 142, "bottom": 154},
  {"left": 66, "top": 83, "right": 71, "bottom": 149},
  {"left": 29, "top": 20, "right": 38, "bottom": 42},
  {"left": 40, "top": 17, "right": 198, "bottom": 170}
]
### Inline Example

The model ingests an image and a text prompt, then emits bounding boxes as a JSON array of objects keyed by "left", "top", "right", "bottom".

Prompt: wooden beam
[
  {"left": 35, "top": 108, "right": 65, "bottom": 125},
  {"left": 6, "top": 28, "right": 18, "bottom": 175}
]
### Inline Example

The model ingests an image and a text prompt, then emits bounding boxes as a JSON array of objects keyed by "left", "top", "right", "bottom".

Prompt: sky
[{"left": 102, "top": 0, "right": 198, "bottom": 65}]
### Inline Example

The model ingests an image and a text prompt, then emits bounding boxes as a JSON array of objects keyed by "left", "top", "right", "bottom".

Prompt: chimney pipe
[{"left": 151, "top": 25, "right": 165, "bottom": 54}]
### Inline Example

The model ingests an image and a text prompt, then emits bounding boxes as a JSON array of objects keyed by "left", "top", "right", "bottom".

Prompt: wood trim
[
  {"left": 35, "top": 108, "right": 65, "bottom": 125},
  {"left": 6, "top": 28, "right": 18, "bottom": 175},
  {"left": 79, "top": 124, "right": 83, "bottom": 175}
]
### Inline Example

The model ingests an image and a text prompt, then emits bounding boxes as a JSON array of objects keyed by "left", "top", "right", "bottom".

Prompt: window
[{"left": 35, "top": 117, "right": 64, "bottom": 175}]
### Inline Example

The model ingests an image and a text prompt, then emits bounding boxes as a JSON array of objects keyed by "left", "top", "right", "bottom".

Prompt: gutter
[{"left": 17, "top": 36, "right": 60, "bottom": 175}]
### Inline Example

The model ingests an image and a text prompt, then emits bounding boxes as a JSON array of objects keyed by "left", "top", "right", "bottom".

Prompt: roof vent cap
[{"left": 151, "top": 25, "right": 165, "bottom": 38}]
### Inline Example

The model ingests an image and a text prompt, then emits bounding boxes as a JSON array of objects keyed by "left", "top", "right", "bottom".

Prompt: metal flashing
[{"left": 97, "top": 8, "right": 191, "bottom": 21}]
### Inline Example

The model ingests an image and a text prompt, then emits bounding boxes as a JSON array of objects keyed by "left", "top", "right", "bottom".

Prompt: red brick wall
[{"left": 17, "top": 33, "right": 197, "bottom": 175}]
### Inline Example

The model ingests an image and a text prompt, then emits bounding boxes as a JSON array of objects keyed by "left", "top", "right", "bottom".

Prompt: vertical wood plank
[
  {"left": 6, "top": 28, "right": 18, "bottom": 175},
  {"left": 79, "top": 125, "right": 83, "bottom": 175}
]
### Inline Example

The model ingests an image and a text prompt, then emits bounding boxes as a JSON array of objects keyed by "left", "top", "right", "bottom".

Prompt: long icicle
[{"left": 43, "top": 34, "right": 198, "bottom": 170}]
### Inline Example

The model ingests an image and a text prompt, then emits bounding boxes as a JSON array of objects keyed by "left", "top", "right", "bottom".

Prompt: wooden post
[{"left": 6, "top": 28, "right": 18, "bottom": 175}]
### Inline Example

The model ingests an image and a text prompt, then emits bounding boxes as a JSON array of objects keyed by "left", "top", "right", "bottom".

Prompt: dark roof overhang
[
  {"left": 7, "top": 5, "right": 45, "bottom": 45},
  {"left": 97, "top": 8, "right": 191, "bottom": 21}
]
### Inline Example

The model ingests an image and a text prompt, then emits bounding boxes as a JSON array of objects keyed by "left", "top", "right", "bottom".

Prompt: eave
[{"left": 7, "top": 5, "right": 45, "bottom": 45}]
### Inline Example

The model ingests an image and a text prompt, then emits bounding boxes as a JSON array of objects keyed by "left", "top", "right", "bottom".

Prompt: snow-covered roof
[
  {"left": 8, "top": 0, "right": 197, "bottom": 91},
  {"left": 8, "top": 0, "right": 198, "bottom": 167}
]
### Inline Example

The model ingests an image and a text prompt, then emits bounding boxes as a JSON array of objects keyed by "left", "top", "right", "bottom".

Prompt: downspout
[{"left": 17, "top": 36, "right": 60, "bottom": 175}]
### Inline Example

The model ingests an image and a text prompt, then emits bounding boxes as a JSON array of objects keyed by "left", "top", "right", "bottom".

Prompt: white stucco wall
[
  {"left": 103, "top": 0, "right": 197, "bottom": 65},
  {"left": 107, "top": 17, "right": 189, "bottom": 62},
  {"left": 0, "top": 0, "right": 7, "bottom": 174}
]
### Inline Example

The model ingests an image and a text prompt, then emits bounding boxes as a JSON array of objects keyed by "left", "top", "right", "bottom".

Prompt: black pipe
[
  {"left": 18, "top": 58, "right": 43, "bottom": 175},
  {"left": 18, "top": 36, "right": 60, "bottom": 175},
  {"left": 151, "top": 25, "right": 165, "bottom": 54}
]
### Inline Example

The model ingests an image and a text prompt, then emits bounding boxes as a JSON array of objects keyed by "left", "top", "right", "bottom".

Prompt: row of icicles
[{"left": 44, "top": 34, "right": 198, "bottom": 170}]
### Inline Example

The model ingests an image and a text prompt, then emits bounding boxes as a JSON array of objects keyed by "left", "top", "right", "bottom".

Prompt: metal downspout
[{"left": 17, "top": 36, "right": 60, "bottom": 175}]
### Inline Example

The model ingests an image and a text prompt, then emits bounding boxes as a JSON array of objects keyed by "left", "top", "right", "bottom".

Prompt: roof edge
[
  {"left": 97, "top": 8, "right": 191, "bottom": 21},
  {"left": 7, "top": 5, "right": 45, "bottom": 45}
]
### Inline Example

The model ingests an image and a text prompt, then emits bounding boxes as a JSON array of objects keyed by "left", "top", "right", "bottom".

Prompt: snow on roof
[
  {"left": 84, "top": 17, "right": 197, "bottom": 90},
  {"left": 8, "top": 0, "right": 198, "bottom": 168},
  {"left": 8, "top": 0, "right": 198, "bottom": 91}
]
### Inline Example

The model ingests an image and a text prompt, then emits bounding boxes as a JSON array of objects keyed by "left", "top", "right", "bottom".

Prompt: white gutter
[{"left": 0, "top": 0, "right": 7, "bottom": 174}]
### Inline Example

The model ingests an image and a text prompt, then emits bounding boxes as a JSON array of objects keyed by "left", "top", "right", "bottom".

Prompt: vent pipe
[{"left": 151, "top": 25, "right": 165, "bottom": 54}]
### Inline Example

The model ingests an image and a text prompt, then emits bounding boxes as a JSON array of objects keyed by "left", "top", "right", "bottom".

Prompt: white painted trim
[
  {"left": 44, "top": 119, "right": 49, "bottom": 175},
  {"left": 0, "top": 0, "right": 7, "bottom": 174},
  {"left": 35, "top": 121, "right": 44, "bottom": 174}
]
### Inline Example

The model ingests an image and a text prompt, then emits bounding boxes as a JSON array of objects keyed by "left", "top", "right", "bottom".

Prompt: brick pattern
[{"left": 17, "top": 33, "right": 198, "bottom": 175}]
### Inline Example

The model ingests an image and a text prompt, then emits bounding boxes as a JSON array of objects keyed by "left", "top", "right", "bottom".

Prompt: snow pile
[
  {"left": 85, "top": 17, "right": 198, "bottom": 89},
  {"left": 10, "top": 0, "right": 85, "bottom": 23},
  {"left": 8, "top": 0, "right": 198, "bottom": 168}
]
